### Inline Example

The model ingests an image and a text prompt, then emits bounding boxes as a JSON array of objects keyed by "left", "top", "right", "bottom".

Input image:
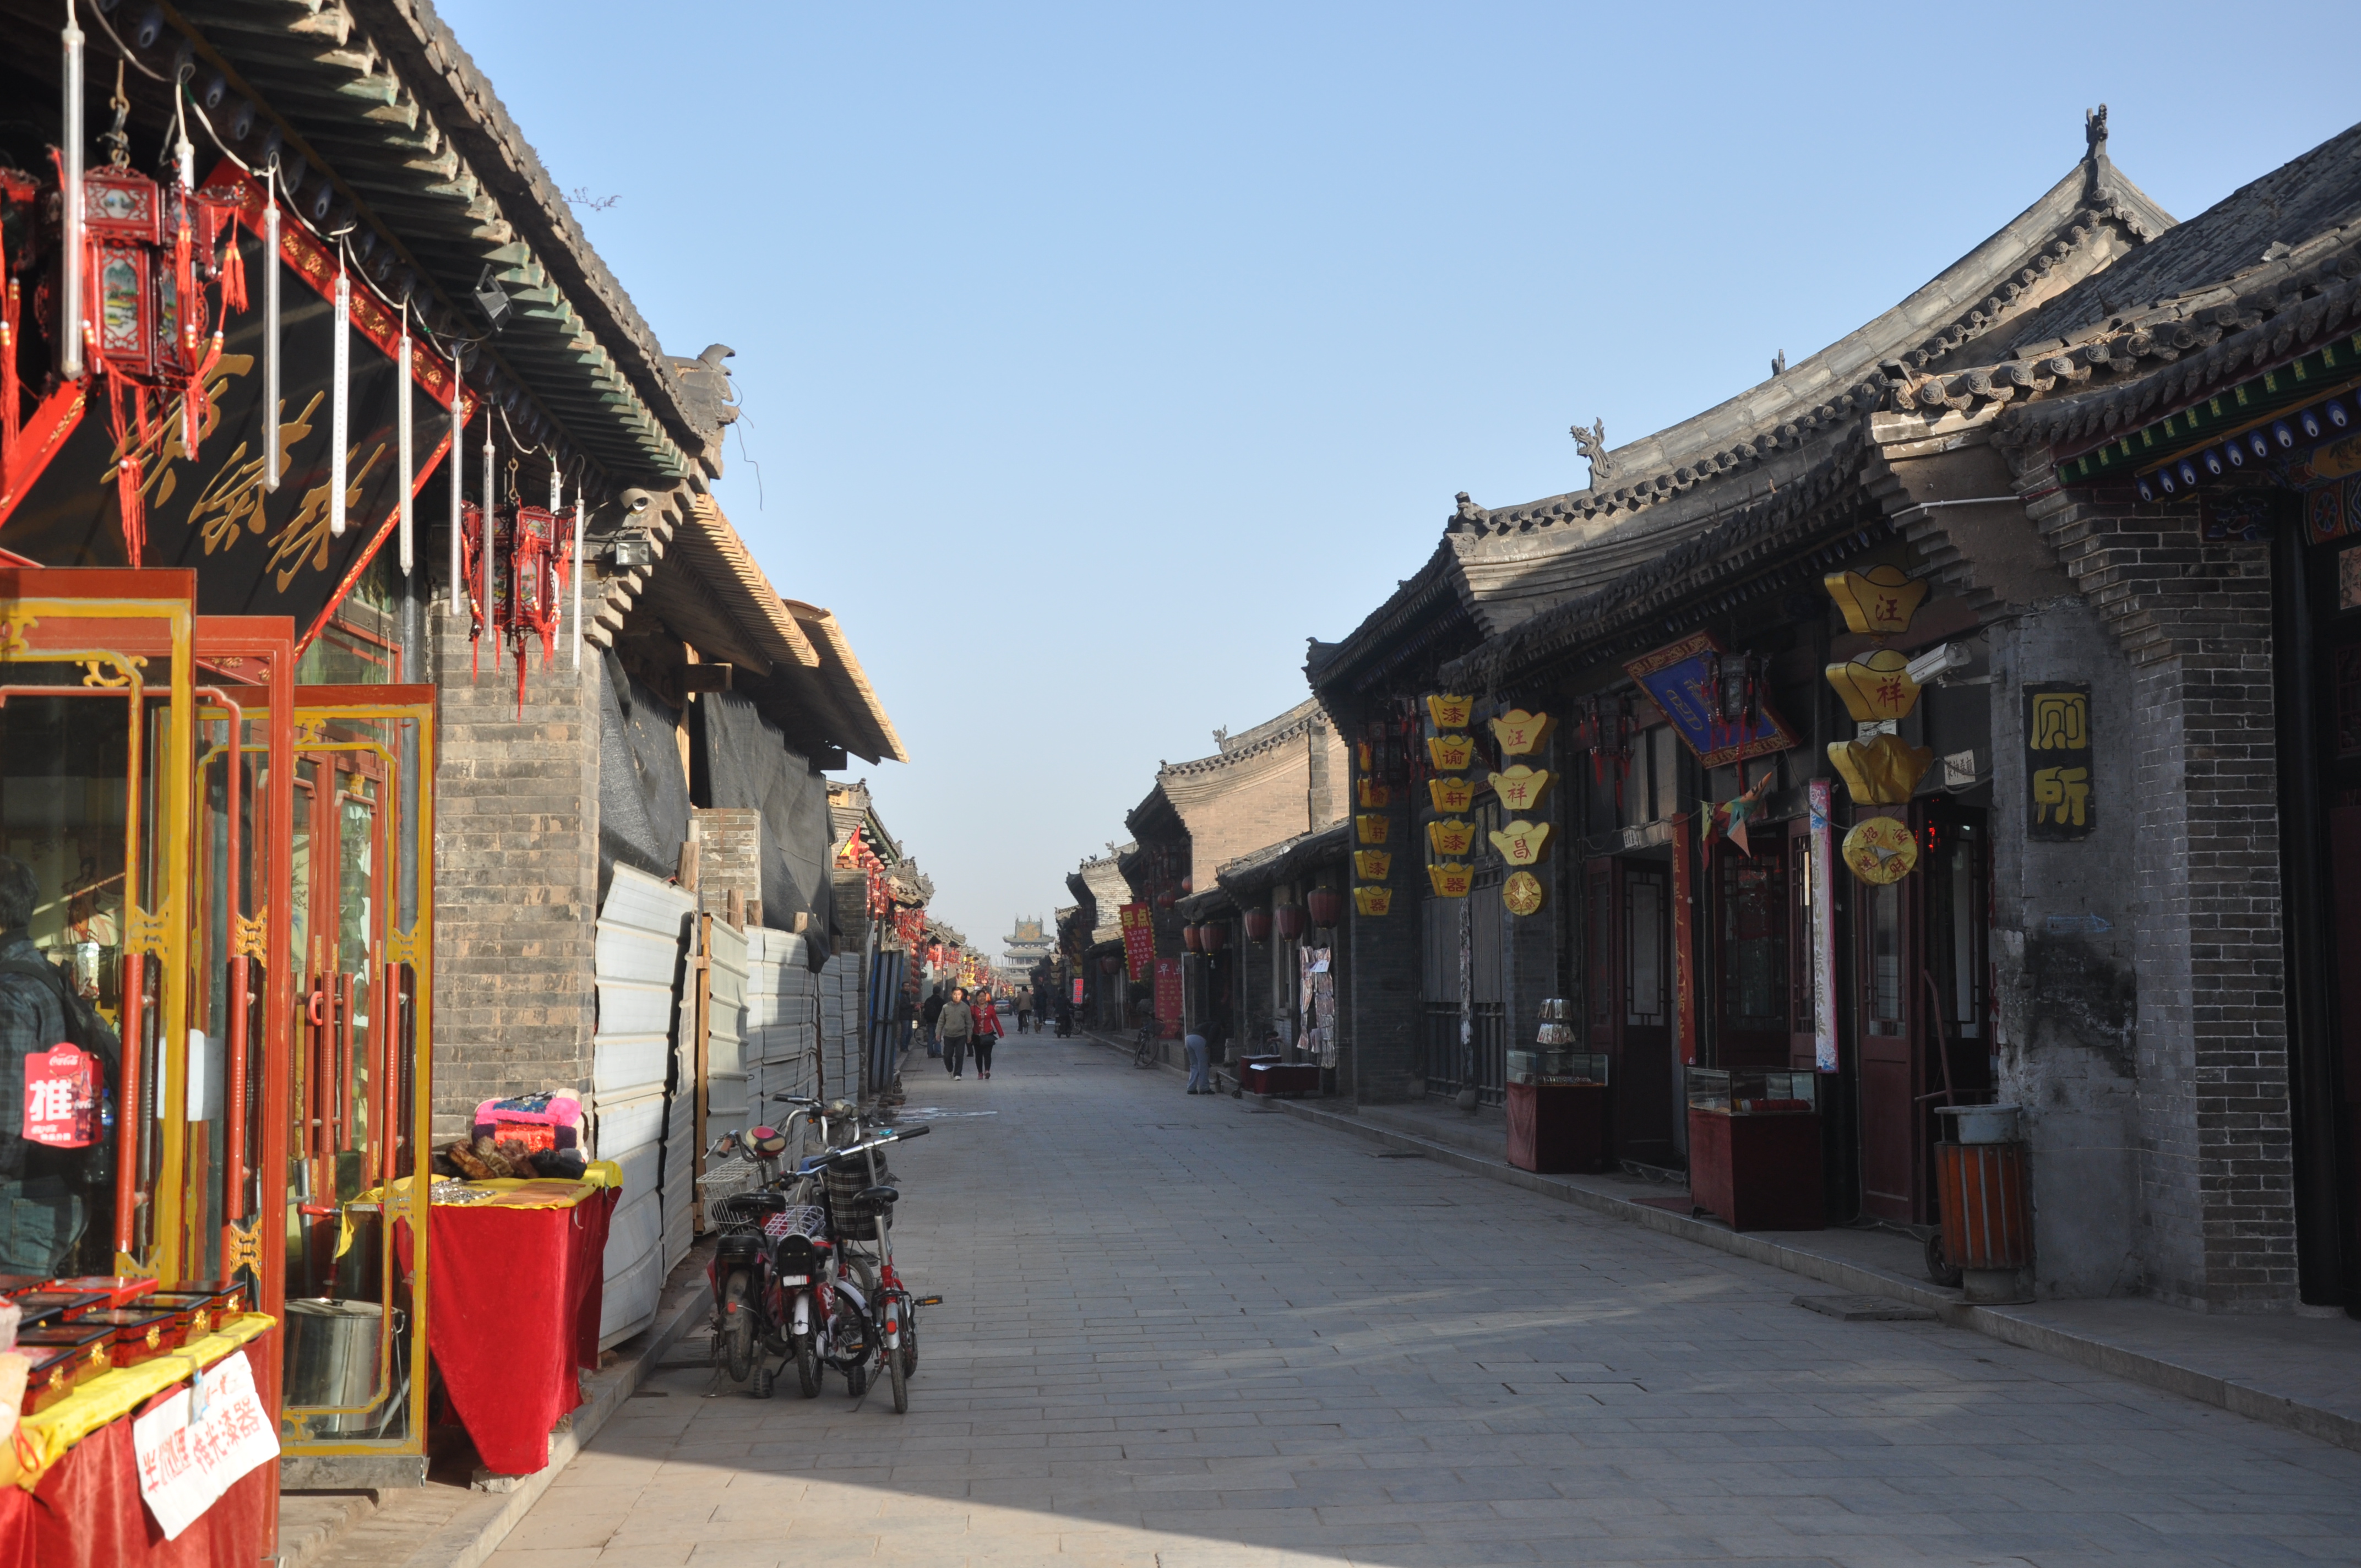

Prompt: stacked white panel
[
  {"left": 591, "top": 864, "right": 694, "bottom": 1347},
  {"left": 705, "top": 921, "right": 749, "bottom": 1150}
]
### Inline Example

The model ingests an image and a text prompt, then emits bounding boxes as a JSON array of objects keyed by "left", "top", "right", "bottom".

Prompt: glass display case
[
  {"left": 1685, "top": 1067, "right": 1817, "bottom": 1115},
  {"left": 1509, "top": 1049, "right": 1609, "bottom": 1086}
]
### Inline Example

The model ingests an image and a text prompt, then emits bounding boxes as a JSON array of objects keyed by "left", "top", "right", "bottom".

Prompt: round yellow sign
[
  {"left": 1503, "top": 870, "right": 1545, "bottom": 916},
  {"left": 1842, "top": 816, "right": 1919, "bottom": 884}
]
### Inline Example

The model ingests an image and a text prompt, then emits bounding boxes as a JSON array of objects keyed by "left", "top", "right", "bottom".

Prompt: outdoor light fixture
[
  {"left": 2176, "top": 459, "right": 2200, "bottom": 488},
  {"left": 2201, "top": 448, "right": 2224, "bottom": 477},
  {"left": 2273, "top": 419, "right": 2297, "bottom": 449},
  {"left": 474, "top": 264, "right": 512, "bottom": 332},
  {"left": 2157, "top": 467, "right": 2177, "bottom": 494},
  {"left": 2249, "top": 431, "right": 2272, "bottom": 460},
  {"left": 2137, "top": 476, "right": 2157, "bottom": 502},
  {"left": 2225, "top": 441, "right": 2246, "bottom": 469},
  {"left": 2301, "top": 407, "right": 2324, "bottom": 440},
  {"left": 2329, "top": 399, "right": 2352, "bottom": 430}
]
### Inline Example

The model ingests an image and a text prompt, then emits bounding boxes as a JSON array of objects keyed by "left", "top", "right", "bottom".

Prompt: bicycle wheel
[
  {"left": 899, "top": 1308, "right": 919, "bottom": 1378},
  {"left": 889, "top": 1338, "right": 909, "bottom": 1413},
  {"left": 721, "top": 1270, "right": 755, "bottom": 1383},
  {"left": 795, "top": 1331, "right": 821, "bottom": 1398}
]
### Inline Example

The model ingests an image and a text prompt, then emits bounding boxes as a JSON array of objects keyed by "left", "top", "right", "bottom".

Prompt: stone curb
[{"left": 1248, "top": 1090, "right": 2361, "bottom": 1459}]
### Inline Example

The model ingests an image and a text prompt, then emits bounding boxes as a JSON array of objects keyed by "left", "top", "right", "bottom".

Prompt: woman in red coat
[{"left": 970, "top": 986, "right": 1006, "bottom": 1079}]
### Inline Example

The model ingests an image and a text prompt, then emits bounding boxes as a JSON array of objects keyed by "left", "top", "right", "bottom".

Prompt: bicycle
[
  {"left": 1134, "top": 1022, "right": 1158, "bottom": 1068},
  {"left": 795, "top": 1123, "right": 939, "bottom": 1412}
]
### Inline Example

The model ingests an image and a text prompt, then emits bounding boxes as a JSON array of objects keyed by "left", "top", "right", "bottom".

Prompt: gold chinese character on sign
[{"left": 2024, "top": 684, "right": 2094, "bottom": 841}]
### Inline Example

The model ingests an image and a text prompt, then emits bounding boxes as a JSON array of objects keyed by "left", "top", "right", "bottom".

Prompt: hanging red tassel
[
  {"left": 1, "top": 278, "right": 18, "bottom": 464},
  {"left": 106, "top": 372, "right": 150, "bottom": 567},
  {"left": 218, "top": 218, "right": 247, "bottom": 314}
]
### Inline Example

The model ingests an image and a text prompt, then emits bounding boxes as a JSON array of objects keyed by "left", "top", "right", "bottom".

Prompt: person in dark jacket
[
  {"left": 937, "top": 988, "right": 973, "bottom": 1078},
  {"left": 0, "top": 856, "right": 119, "bottom": 1275}
]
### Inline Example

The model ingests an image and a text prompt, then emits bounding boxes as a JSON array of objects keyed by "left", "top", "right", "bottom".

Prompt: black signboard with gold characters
[
  {"left": 2, "top": 170, "right": 461, "bottom": 650},
  {"left": 2025, "top": 683, "right": 2095, "bottom": 841}
]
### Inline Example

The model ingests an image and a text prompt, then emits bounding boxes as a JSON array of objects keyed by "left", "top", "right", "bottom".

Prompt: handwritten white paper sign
[{"left": 133, "top": 1352, "right": 279, "bottom": 1540}]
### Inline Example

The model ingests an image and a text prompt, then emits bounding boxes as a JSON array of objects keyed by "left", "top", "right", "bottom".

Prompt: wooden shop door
[{"left": 1588, "top": 856, "right": 1677, "bottom": 1168}]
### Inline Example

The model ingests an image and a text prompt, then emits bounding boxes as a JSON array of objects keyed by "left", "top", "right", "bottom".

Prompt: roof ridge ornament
[
  {"left": 2083, "top": 104, "right": 2113, "bottom": 205},
  {"left": 1570, "top": 418, "right": 1615, "bottom": 488}
]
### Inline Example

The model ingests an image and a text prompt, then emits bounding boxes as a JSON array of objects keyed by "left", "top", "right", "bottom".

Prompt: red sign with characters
[
  {"left": 1154, "top": 958, "right": 1183, "bottom": 1039},
  {"left": 23, "top": 1042, "right": 101, "bottom": 1147},
  {"left": 1119, "top": 902, "right": 1154, "bottom": 983}
]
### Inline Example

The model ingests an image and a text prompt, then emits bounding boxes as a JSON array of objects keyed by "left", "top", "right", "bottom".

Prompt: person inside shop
[
  {"left": 936, "top": 986, "right": 973, "bottom": 1079},
  {"left": 970, "top": 984, "right": 1004, "bottom": 1080},
  {"left": 0, "top": 854, "right": 121, "bottom": 1275}
]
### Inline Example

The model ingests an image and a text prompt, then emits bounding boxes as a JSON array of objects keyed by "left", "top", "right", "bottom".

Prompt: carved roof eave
[
  {"left": 1449, "top": 161, "right": 2169, "bottom": 543},
  {"left": 1980, "top": 242, "right": 2361, "bottom": 454},
  {"left": 1158, "top": 709, "right": 1329, "bottom": 780},
  {"left": 1440, "top": 433, "right": 1880, "bottom": 693}
]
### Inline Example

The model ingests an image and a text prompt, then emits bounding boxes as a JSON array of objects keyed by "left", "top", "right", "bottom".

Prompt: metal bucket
[{"left": 284, "top": 1298, "right": 386, "bottom": 1436}]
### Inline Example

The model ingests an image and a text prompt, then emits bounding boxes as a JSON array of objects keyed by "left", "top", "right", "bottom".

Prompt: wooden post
[{"left": 694, "top": 913, "right": 712, "bottom": 1227}]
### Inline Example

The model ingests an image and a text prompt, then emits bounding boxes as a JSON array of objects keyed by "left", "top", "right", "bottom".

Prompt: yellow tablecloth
[{"left": 11, "top": 1311, "right": 277, "bottom": 1489}]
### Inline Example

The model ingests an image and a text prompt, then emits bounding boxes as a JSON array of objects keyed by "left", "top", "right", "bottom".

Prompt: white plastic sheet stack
[
  {"left": 746, "top": 928, "right": 818, "bottom": 1117},
  {"left": 705, "top": 921, "right": 749, "bottom": 1151},
  {"left": 591, "top": 864, "right": 695, "bottom": 1347},
  {"left": 818, "top": 954, "right": 863, "bottom": 1102}
]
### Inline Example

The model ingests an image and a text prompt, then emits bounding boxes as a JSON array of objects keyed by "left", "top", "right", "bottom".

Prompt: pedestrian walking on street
[
  {"left": 921, "top": 985, "right": 947, "bottom": 1059},
  {"left": 937, "top": 987, "right": 973, "bottom": 1078},
  {"left": 971, "top": 986, "right": 1005, "bottom": 1079},
  {"left": 1183, "top": 1030, "right": 1211, "bottom": 1095},
  {"left": 1015, "top": 985, "right": 1033, "bottom": 1033}
]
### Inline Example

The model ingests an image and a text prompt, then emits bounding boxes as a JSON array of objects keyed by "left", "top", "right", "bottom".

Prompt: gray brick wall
[
  {"left": 427, "top": 616, "right": 601, "bottom": 1145},
  {"left": 694, "top": 807, "right": 762, "bottom": 919},
  {"left": 2019, "top": 457, "right": 2295, "bottom": 1311}
]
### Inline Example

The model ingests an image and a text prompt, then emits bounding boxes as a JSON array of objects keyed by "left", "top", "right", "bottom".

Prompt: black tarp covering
[
  {"left": 695, "top": 690, "right": 830, "bottom": 938},
  {"left": 599, "top": 649, "right": 692, "bottom": 905}
]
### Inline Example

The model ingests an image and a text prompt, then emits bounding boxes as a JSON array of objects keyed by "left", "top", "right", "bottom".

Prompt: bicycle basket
[{"left": 699, "top": 1156, "right": 766, "bottom": 1234}]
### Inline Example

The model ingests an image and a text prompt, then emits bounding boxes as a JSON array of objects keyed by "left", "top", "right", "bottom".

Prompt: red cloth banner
[
  {"left": 1154, "top": 957, "right": 1183, "bottom": 1038},
  {"left": 0, "top": 1349, "right": 274, "bottom": 1568},
  {"left": 394, "top": 1188, "right": 614, "bottom": 1476},
  {"left": 1119, "top": 902, "right": 1153, "bottom": 983}
]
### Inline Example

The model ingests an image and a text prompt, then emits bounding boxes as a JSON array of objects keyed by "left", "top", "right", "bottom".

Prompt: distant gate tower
[{"left": 1004, "top": 916, "right": 1054, "bottom": 972}]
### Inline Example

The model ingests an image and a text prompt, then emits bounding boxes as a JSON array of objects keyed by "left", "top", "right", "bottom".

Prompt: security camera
[
  {"left": 1905, "top": 641, "right": 1973, "bottom": 686},
  {"left": 619, "top": 488, "right": 656, "bottom": 517}
]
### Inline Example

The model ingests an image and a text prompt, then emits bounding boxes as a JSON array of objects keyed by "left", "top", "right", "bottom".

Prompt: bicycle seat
[
  {"left": 858, "top": 1185, "right": 899, "bottom": 1207},
  {"left": 741, "top": 1191, "right": 792, "bottom": 1212}
]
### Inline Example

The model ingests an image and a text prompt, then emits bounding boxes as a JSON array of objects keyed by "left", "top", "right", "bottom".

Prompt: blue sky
[{"left": 440, "top": 1, "right": 2361, "bottom": 949}]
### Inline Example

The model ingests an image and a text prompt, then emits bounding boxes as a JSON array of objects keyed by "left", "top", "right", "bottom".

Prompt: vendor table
[
  {"left": 394, "top": 1178, "right": 616, "bottom": 1476},
  {"left": 1505, "top": 1081, "right": 1609, "bottom": 1173},
  {"left": 0, "top": 1315, "right": 277, "bottom": 1568}
]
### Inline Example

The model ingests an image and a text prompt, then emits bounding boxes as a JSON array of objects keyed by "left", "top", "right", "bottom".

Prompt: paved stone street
[{"left": 488, "top": 1034, "right": 2361, "bottom": 1567}]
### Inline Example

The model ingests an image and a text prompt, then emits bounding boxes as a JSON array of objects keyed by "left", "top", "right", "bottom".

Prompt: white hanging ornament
[
  {"left": 329, "top": 257, "right": 349, "bottom": 537},
  {"left": 262, "top": 172, "right": 281, "bottom": 491},
  {"left": 396, "top": 306, "right": 414, "bottom": 574},
  {"left": 448, "top": 346, "right": 464, "bottom": 617}
]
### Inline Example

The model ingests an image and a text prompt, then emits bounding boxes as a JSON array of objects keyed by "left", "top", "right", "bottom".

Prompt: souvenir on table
[
  {"left": 78, "top": 1306, "right": 183, "bottom": 1369},
  {"left": 9, "top": 1291, "right": 108, "bottom": 1328},
  {"left": 18, "top": 1340, "right": 82, "bottom": 1415},
  {"left": 46, "top": 1275, "right": 158, "bottom": 1310},
  {"left": 16, "top": 1320, "right": 114, "bottom": 1379}
]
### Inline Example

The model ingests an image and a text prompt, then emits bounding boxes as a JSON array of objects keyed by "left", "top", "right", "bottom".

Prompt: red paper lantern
[
  {"left": 1155, "top": 888, "right": 1177, "bottom": 910},
  {"left": 1274, "top": 902, "right": 1308, "bottom": 941},
  {"left": 1181, "top": 923, "right": 1203, "bottom": 954},
  {"left": 1179, "top": 876, "right": 1194, "bottom": 895},
  {"left": 1200, "top": 922, "right": 1230, "bottom": 954},
  {"left": 1307, "top": 888, "right": 1346, "bottom": 930},
  {"left": 1243, "top": 908, "right": 1272, "bottom": 944}
]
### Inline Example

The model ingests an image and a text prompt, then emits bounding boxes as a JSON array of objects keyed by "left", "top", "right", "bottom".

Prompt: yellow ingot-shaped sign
[
  {"left": 1827, "top": 732, "right": 1934, "bottom": 805},
  {"left": 1487, "top": 819, "right": 1552, "bottom": 866},
  {"left": 1825, "top": 648, "right": 1922, "bottom": 723},
  {"left": 1428, "top": 818, "right": 1476, "bottom": 856},
  {"left": 1353, "top": 849, "right": 1391, "bottom": 881},
  {"left": 1357, "top": 777, "right": 1391, "bottom": 809},
  {"left": 1353, "top": 885, "right": 1394, "bottom": 916},
  {"left": 1842, "top": 815, "right": 1919, "bottom": 885},
  {"left": 1428, "top": 734, "right": 1476, "bottom": 772},
  {"left": 1426, "top": 693, "right": 1474, "bottom": 729},
  {"left": 1355, "top": 813, "right": 1391, "bottom": 845},
  {"left": 1825, "top": 563, "right": 1929, "bottom": 636},
  {"left": 1428, "top": 776, "right": 1474, "bottom": 813},
  {"left": 1428, "top": 862, "right": 1474, "bottom": 897},
  {"left": 1488, "top": 709, "right": 1552, "bottom": 755},
  {"left": 1488, "top": 765, "right": 1551, "bottom": 814}
]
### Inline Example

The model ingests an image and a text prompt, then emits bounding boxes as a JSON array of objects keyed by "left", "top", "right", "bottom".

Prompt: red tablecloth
[
  {"left": 0, "top": 1349, "right": 274, "bottom": 1568},
  {"left": 398, "top": 1186, "right": 615, "bottom": 1475}
]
